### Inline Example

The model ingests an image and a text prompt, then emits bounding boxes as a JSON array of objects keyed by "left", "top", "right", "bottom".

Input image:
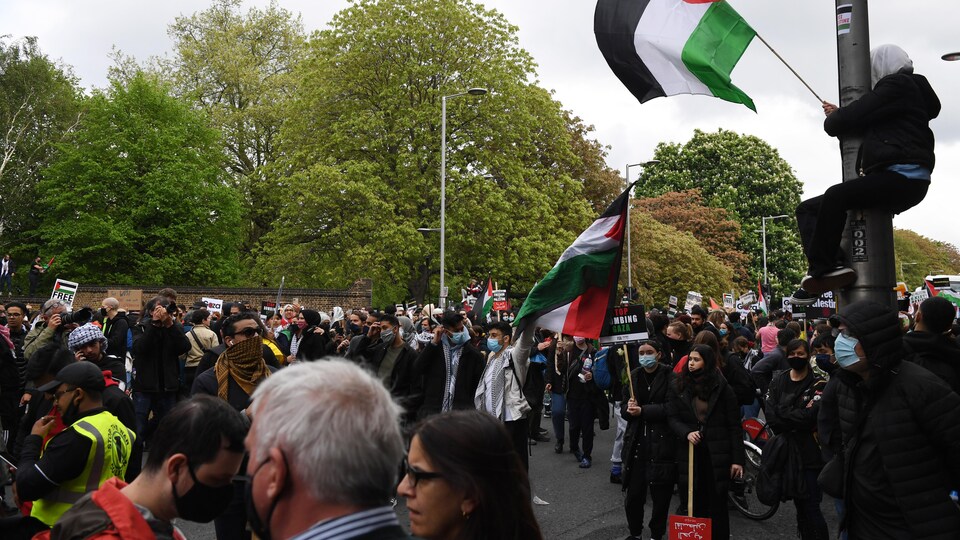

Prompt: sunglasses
[
  {"left": 230, "top": 327, "right": 261, "bottom": 338},
  {"left": 402, "top": 457, "right": 444, "bottom": 488}
]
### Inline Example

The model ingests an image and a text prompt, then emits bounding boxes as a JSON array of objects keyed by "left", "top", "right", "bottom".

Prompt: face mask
[
  {"left": 834, "top": 334, "right": 864, "bottom": 368},
  {"left": 348, "top": 322, "right": 361, "bottom": 334},
  {"left": 449, "top": 328, "right": 469, "bottom": 345},
  {"left": 244, "top": 458, "right": 283, "bottom": 540},
  {"left": 638, "top": 354, "right": 657, "bottom": 368},
  {"left": 295, "top": 320, "right": 308, "bottom": 330},
  {"left": 487, "top": 337, "right": 503, "bottom": 353},
  {"left": 61, "top": 392, "right": 81, "bottom": 425},
  {"left": 668, "top": 337, "right": 686, "bottom": 347},
  {"left": 815, "top": 353, "right": 836, "bottom": 374},
  {"left": 173, "top": 463, "right": 234, "bottom": 523},
  {"left": 787, "top": 356, "right": 809, "bottom": 372},
  {"left": 688, "top": 368, "right": 705, "bottom": 382},
  {"left": 719, "top": 328, "right": 728, "bottom": 337},
  {"left": 380, "top": 330, "right": 395, "bottom": 344},
  {"left": 98, "top": 308, "right": 108, "bottom": 320},
  {"left": 0, "top": 315, "right": 6, "bottom": 327}
]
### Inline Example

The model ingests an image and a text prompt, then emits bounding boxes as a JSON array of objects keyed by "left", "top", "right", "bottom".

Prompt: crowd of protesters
[{"left": 0, "top": 282, "right": 959, "bottom": 540}]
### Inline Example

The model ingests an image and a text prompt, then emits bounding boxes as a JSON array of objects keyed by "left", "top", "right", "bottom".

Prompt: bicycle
[{"left": 727, "top": 418, "right": 779, "bottom": 520}]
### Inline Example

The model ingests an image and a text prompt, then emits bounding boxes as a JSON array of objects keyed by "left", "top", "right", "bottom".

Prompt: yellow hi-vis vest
[{"left": 31, "top": 410, "right": 135, "bottom": 526}]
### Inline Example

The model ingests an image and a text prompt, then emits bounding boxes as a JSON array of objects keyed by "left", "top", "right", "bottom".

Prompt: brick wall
[{"left": 7, "top": 279, "right": 373, "bottom": 315}]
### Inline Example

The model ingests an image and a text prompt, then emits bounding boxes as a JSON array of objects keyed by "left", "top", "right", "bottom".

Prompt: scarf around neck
[{"left": 215, "top": 336, "right": 270, "bottom": 401}]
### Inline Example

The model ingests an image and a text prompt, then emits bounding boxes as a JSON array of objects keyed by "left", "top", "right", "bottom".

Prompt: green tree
[
  {"left": 36, "top": 73, "right": 243, "bottom": 285},
  {"left": 0, "top": 36, "right": 82, "bottom": 254},
  {"left": 639, "top": 129, "right": 805, "bottom": 298},
  {"left": 630, "top": 211, "right": 735, "bottom": 308},
  {"left": 894, "top": 228, "right": 960, "bottom": 290},
  {"left": 160, "top": 0, "right": 306, "bottom": 251},
  {"left": 260, "top": 0, "right": 598, "bottom": 304}
]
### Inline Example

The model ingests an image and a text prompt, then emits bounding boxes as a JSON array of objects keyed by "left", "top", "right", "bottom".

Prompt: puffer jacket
[
  {"left": 902, "top": 330, "right": 960, "bottom": 393},
  {"left": 824, "top": 72, "right": 940, "bottom": 174},
  {"left": 834, "top": 301, "right": 960, "bottom": 539},
  {"left": 620, "top": 363, "right": 677, "bottom": 489},
  {"left": 667, "top": 374, "right": 744, "bottom": 495}
]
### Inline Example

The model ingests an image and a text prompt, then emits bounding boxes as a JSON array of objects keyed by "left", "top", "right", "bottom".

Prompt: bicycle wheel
[{"left": 729, "top": 442, "right": 779, "bottom": 520}]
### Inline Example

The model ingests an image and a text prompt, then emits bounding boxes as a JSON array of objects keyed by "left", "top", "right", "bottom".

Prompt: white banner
[{"left": 202, "top": 297, "right": 224, "bottom": 314}]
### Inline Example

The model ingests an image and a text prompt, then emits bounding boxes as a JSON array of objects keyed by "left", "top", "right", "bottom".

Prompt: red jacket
[{"left": 33, "top": 478, "right": 186, "bottom": 540}]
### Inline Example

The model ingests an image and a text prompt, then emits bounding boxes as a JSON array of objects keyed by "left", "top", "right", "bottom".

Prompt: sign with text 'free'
[{"left": 51, "top": 279, "right": 79, "bottom": 309}]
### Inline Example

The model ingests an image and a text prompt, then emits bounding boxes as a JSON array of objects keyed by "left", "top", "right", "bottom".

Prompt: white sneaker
[{"left": 532, "top": 495, "right": 549, "bottom": 505}]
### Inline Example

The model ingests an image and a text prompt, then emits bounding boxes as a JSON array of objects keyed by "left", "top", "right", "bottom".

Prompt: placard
[
  {"left": 803, "top": 290, "right": 837, "bottom": 320},
  {"left": 668, "top": 514, "right": 712, "bottom": 540},
  {"left": 910, "top": 289, "right": 929, "bottom": 305},
  {"left": 722, "top": 293, "right": 734, "bottom": 310},
  {"left": 599, "top": 304, "right": 648, "bottom": 345},
  {"left": 202, "top": 297, "right": 224, "bottom": 314},
  {"left": 684, "top": 291, "right": 702, "bottom": 312},
  {"left": 51, "top": 279, "right": 79, "bottom": 309},
  {"left": 738, "top": 291, "right": 756, "bottom": 306},
  {"left": 261, "top": 301, "right": 277, "bottom": 318},
  {"left": 668, "top": 295, "right": 678, "bottom": 308},
  {"left": 107, "top": 289, "right": 143, "bottom": 312},
  {"left": 492, "top": 289, "right": 509, "bottom": 312}
]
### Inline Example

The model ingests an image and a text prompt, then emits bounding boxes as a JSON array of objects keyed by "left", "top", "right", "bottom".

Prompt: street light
[
  {"left": 942, "top": 52, "right": 960, "bottom": 61},
  {"left": 624, "top": 160, "right": 659, "bottom": 295},
  {"left": 439, "top": 88, "right": 487, "bottom": 308},
  {"left": 899, "top": 261, "right": 918, "bottom": 281},
  {"left": 761, "top": 214, "right": 790, "bottom": 287}
]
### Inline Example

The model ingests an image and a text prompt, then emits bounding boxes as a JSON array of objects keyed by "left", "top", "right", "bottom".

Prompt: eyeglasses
[
  {"left": 402, "top": 457, "right": 444, "bottom": 488},
  {"left": 230, "top": 327, "right": 261, "bottom": 338},
  {"left": 53, "top": 387, "right": 77, "bottom": 401}
]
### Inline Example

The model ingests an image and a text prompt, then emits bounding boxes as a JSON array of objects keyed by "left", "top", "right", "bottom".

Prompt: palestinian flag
[
  {"left": 473, "top": 278, "right": 494, "bottom": 320},
  {"left": 757, "top": 278, "right": 768, "bottom": 315},
  {"left": 514, "top": 185, "right": 631, "bottom": 339},
  {"left": 595, "top": 0, "right": 757, "bottom": 111}
]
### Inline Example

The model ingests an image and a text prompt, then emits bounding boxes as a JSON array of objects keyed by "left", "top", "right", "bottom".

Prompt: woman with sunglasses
[{"left": 397, "top": 410, "right": 543, "bottom": 540}]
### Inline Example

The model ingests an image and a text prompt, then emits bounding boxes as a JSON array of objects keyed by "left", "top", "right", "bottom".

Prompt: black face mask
[
  {"left": 61, "top": 392, "right": 82, "bottom": 425},
  {"left": 348, "top": 322, "right": 362, "bottom": 334},
  {"left": 0, "top": 315, "right": 6, "bottom": 327},
  {"left": 98, "top": 308, "right": 108, "bottom": 320},
  {"left": 815, "top": 353, "right": 837, "bottom": 374},
  {"left": 668, "top": 337, "right": 687, "bottom": 348},
  {"left": 243, "top": 455, "right": 286, "bottom": 540},
  {"left": 172, "top": 463, "right": 234, "bottom": 523},
  {"left": 787, "top": 356, "right": 809, "bottom": 372}
]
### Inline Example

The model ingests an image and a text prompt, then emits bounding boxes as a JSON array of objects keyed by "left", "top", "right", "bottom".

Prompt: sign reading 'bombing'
[{"left": 599, "top": 304, "right": 648, "bottom": 345}]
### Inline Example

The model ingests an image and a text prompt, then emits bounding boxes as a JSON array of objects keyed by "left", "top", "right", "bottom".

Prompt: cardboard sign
[
  {"left": 738, "top": 291, "right": 756, "bottom": 306},
  {"left": 202, "top": 297, "right": 224, "bottom": 314},
  {"left": 51, "top": 279, "right": 79, "bottom": 309},
  {"left": 722, "top": 293, "right": 734, "bottom": 310},
  {"left": 492, "top": 289, "right": 509, "bottom": 312},
  {"left": 107, "top": 289, "right": 143, "bottom": 312},
  {"left": 261, "top": 301, "right": 277, "bottom": 318},
  {"left": 599, "top": 304, "right": 648, "bottom": 345},
  {"left": 668, "top": 515, "right": 711, "bottom": 540},
  {"left": 668, "top": 295, "right": 678, "bottom": 308},
  {"left": 910, "top": 289, "right": 929, "bottom": 305},
  {"left": 684, "top": 291, "right": 702, "bottom": 312}
]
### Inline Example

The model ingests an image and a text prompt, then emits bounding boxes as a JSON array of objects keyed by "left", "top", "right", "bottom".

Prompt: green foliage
[
  {"left": 0, "top": 36, "right": 82, "bottom": 254},
  {"left": 260, "top": 0, "right": 598, "bottom": 303},
  {"left": 630, "top": 211, "right": 735, "bottom": 308},
  {"left": 639, "top": 129, "right": 805, "bottom": 296},
  {"left": 894, "top": 229, "right": 960, "bottom": 290},
  {"left": 36, "top": 73, "right": 243, "bottom": 285},
  {"left": 160, "top": 0, "right": 307, "bottom": 251}
]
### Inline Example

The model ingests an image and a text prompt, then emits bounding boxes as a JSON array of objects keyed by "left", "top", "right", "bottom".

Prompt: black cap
[{"left": 38, "top": 362, "right": 106, "bottom": 393}]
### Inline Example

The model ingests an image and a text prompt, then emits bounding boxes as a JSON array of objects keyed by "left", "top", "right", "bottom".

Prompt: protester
[
  {"left": 97, "top": 297, "right": 129, "bottom": 361},
  {"left": 544, "top": 334, "right": 572, "bottom": 454},
  {"left": 757, "top": 310, "right": 782, "bottom": 353},
  {"left": 667, "top": 345, "right": 744, "bottom": 540},
  {"left": 183, "top": 308, "right": 219, "bottom": 393},
  {"left": 526, "top": 330, "right": 553, "bottom": 445},
  {"left": 292, "top": 309, "right": 330, "bottom": 361},
  {"left": 689, "top": 305, "right": 720, "bottom": 341},
  {"left": 751, "top": 327, "right": 796, "bottom": 398},
  {"left": 792, "top": 45, "right": 940, "bottom": 303},
  {"left": 243, "top": 360, "right": 409, "bottom": 540},
  {"left": 398, "top": 410, "right": 543, "bottom": 540},
  {"left": 565, "top": 336, "right": 601, "bottom": 469},
  {"left": 23, "top": 299, "right": 70, "bottom": 360},
  {"left": 37, "top": 395, "right": 247, "bottom": 540},
  {"left": 621, "top": 340, "right": 676, "bottom": 540},
  {"left": 0, "top": 254, "right": 15, "bottom": 295},
  {"left": 413, "top": 311, "right": 484, "bottom": 419},
  {"left": 16, "top": 362, "right": 135, "bottom": 526},
  {"left": 664, "top": 321, "right": 692, "bottom": 368},
  {"left": 902, "top": 296, "right": 960, "bottom": 392},
  {"left": 28, "top": 257, "right": 44, "bottom": 296},
  {"left": 11, "top": 344, "right": 73, "bottom": 461},
  {"left": 6, "top": 301, "right": 30, "bottom": 386},
  {"left": 354, "top": 313, "right": 421, "bottom": 426},
  {"left": 824, "top": 300, "right": 960, "bottom": 538},
  {"left": 764, "top": 339, "right": 829, "bottom": 539}
]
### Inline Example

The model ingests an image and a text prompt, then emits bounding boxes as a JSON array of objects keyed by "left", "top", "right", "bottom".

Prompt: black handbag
[{"left": 818, "top": 452, "right": 844, "bottom": 498}]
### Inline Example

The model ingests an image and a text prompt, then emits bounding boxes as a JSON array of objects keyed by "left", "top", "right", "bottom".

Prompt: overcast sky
[{"left": 5, "top": 0, "right": 960, "bottom": 253}]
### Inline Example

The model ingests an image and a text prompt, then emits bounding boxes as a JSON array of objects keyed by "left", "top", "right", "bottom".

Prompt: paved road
[{"left": 175, "top": 411, "right": 840, "bottom": 540}]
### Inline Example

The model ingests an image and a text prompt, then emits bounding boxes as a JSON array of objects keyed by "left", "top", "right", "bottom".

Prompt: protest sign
[
  {"left": 492, "top": 289, "right": 509, "bottom": 312},
  {"left": 107, "top": 289, "right": 143, "bottom": 312},
  {"left": 599, "top": 305, "right": 649, "bottom": 345},
  {"left": 261, "top": 301, "right": 277, "bottom": 318},
  {"left": 202, "top": 297, "right": 224, "bottom": 314},
  {"left": 684, "top": 291, "right": 702, "bottom": 312},
  {"left": 51, "top": 279, "right": 79, "bottom": 309},
  {"left": 722, "top": 293, "right": 734, "bottom": 311},
  {"left": 738, "top": 291, "right": 756, "bottom": 306},
  {"left": 668, "top": 295, "right": 678, "bottom": 308}
]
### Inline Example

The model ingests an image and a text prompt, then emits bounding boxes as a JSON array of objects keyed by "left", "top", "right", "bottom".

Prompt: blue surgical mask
[
  {"left": 719, "top": 328, "right": 728, "bottom": 337},
  {"left": 449, "top": 328, "right": 470, "bottom": 345},
  {"left": 486, "top": 337, "right": 503, "bottom": 353},
  {"left": 638, "top": 354, "right": 657, "bottom": 368},
  {"left": 834, "top": 334, "right": 863, "bottom": 368}
]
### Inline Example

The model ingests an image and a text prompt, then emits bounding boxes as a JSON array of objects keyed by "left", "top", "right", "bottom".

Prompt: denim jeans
[
  {"left": 550, "top": 392, "right": 566, "bottom": 444},
  {"left": 133, "top": 391, "right": 177, "bottom": 442},
  {"left": 610, "top": 401, "right": 627, "bottom": 467}
]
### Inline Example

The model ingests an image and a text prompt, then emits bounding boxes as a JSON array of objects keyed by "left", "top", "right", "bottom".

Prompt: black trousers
[
  {"left": 794, "top": 468, "right": 830, "bottom": 539},
  {"left": 567, "top": 397, "right": 595, "bottom": 459},
  {"left": 692, "top": 446, "right": 730, "bottom": 540},
  {"left": 625, "top": 465, "right": 674, "bottom": 538},
  {"left": 796, "top": 171, "right": 927, "bottom": 277},
  {"left": 504, "top": 416, "right": 530, "bottom": 471}
]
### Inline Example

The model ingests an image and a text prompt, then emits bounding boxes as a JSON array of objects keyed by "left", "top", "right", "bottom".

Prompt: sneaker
[
  {"left": 528, "top": 438, "right": 537, "bottom": 446},
  {"left": 573, "top": 449, "right": 583, "bottom": 462},
  {"left": 554, "top": 441, "right": 564, "bottom": 454},
  {"left": 609, "top": 472, "right": 622, "bottom": 484},
  {"left": 579, "top": 457, "right": 592, "bottom": 468},
  {"left": 532, "top": 495, "right": 550, "bottom": 506},
  {"left": 790, "top": 288, "right": 820, "bottom": 307},
  {"left": 533, "top": 434, "right": 550, "bottom": 443},
  {"left": 801, "top": 266, "right": 856, "bottom": 295}
]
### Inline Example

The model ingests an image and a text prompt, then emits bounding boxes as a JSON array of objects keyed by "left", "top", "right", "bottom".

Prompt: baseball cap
[{"left": 37, "top": 362, "right": 106, "bottom": 393}]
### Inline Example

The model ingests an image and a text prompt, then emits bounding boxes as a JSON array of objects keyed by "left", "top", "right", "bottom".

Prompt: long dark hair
[
  {"left": 414, "top": 410, "right": 543, "bottom": 540},
  {"left": 678, "top": 344, "right": 719, "bottom": 399}
]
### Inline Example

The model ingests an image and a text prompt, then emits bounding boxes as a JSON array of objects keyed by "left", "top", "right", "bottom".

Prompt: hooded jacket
[
  {"left": 832, "top": 301, "right": 960, "bottom": 539},
  {"left": 902, "top": 330, "right": 960, "bottom": 393}
]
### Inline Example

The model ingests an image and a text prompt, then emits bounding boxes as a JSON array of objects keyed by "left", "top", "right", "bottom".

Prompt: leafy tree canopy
[
  {"left": 894, "top": 228, "right": 960, "bottom": 291},
  {"left": 36, "top": 73, "right": 243, "bottom": 285}
]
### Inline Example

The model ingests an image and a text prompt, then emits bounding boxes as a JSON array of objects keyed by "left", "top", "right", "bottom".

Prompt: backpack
[{"left": 592, "top": 348, "right": 612, "bottom": 390}]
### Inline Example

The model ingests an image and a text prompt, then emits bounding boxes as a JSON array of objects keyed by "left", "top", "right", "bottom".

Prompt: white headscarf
[
  {"left": 871, "top": 44, "right": 913, "bottom": 88},
  {"left": 332, "top": 306, "right": 344, "bottom": 324}
]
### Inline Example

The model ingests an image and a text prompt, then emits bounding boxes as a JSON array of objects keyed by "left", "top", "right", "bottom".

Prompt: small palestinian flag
[
  {"left": 473, "top": 278, "right": 494, "bottom": 320},
  {"left": 595, "top": 0, "right": 757, "bottom": 110}
]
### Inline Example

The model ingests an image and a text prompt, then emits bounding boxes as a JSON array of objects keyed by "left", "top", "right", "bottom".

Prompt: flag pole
[{"left": 754, "top": 33, "right": 823, "bottom": 103}]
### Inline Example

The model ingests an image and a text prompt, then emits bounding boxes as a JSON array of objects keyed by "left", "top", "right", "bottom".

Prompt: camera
[{"left": 59, "top": 307, "right": 94, "bottom": 326}]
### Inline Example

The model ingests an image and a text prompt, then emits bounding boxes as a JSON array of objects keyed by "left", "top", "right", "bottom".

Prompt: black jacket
[
  {"left": 824, "top": 72, "right": 940, "bottom": 174},
  {"left": 764, "top": 369, "right": 825, "bottom": 468},
  {"left": 721, "top": 352, "right": 758, "bottom": 406},
  {"left": 833, "top": 301, "right": 960, "bottom": 538},
  {"left": 102, "top": 314, "right": 129, "bottom": 361},
  {"left": 902, "top": 330, "right": 960, "bottom": 393},
  {"left": 413, "top": 341, "right": 483, "bottom": 419},
  {"left": 355, "top": 336, "right": 423, "bottom": 422},
  {"left": 131, "top": 321, "right": 191, "bottom": 393},
  {"left": 667, "top": 374, "right": 744, "bottom": 495},
  {"left": 620, "top": 363, "right": 677, "bottom": 488},
  {"left": 191, "top": 365, "right": 279, "bottom": 411},
  {"left": 296, "top": 327, "right": 331, "bottom": 362},
  {"left": 750, "top": 346, "right": 788, "bottom": 398}
]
